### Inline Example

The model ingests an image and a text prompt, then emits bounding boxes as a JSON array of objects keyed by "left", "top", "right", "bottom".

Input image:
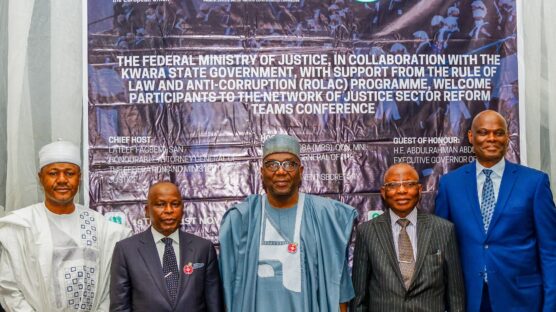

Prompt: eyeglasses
[
  {"left": 383, "top": 180, "right": 420, "bottom": 191},
  {"left": 264, "top": 160, "right": 299, "bottom": 172}
]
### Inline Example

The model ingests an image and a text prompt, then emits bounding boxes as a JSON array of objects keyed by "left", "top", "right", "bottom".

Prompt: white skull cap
[{"left": 39, "top": 139, "right": 81, "bottom": 169}]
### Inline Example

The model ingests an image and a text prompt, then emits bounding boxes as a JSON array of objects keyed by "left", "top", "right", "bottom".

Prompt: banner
[{"left": 86, "top": 0, "right": 520, "bottom": 243}]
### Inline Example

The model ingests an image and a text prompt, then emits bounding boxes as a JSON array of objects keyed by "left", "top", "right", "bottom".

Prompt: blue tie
[
  {"left": 162, "top": 237, "right": 179, "bottom": 302},
  {"left": 481, "top": 169, "right": 496, "bottom": 232}
]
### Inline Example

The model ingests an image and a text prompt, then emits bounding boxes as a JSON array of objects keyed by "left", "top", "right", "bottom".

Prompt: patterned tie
[
  {"left": 397, "top": 218, "right": 415, "bottom": 289},
  {"left": 162, "top": 237, "right": 179, "bottom": 302},
  {"left": 481, "top": 169, "right": 496, "bottom": 232}
]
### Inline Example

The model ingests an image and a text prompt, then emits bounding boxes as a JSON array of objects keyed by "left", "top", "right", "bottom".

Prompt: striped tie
[{"left": 397, "top": 218, "right": 415, "bottom": 289}]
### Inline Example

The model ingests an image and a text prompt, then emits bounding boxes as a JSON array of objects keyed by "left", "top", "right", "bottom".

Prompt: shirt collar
[
  {"left": 389, "top": 207, "right": 418, "bottom": 227},
  {"left": 476, "top": 158, "right": 505, "bottom": 178},
  {"left": 151, "top": 226, "right": 180, "bottom": 244}
]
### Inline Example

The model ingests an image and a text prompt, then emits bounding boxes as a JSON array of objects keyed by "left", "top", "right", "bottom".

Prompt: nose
[
  {"left": 275, "top": 165, "right": 288, "bottom": 174},
  {"left": 486, "top": 132, "right": 496, "bottom": 141},
  {"left": 162, "top": 203, "right": 174, "bottom": 212},
  {"left": 57, "top": 172, "right": 69, "bottom": 183},
  {"left": 396, "top": 184, "right": 409, "bottom": 193}
]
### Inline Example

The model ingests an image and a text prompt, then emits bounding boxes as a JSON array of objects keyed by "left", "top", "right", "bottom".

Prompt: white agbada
[{"left": 0, "top": 203, "right": 131, "bottom": 312}]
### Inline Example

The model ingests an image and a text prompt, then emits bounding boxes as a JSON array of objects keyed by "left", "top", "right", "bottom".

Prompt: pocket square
[{"left": 193, "top": 262, "right": 205, "bottom": 269}]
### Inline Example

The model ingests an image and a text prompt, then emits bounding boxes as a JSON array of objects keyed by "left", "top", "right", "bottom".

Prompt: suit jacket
[
  {"left": 435, "top": 160, "right": 556, "bottom": 312},
  {"left": 110, "top": 228, "right": 224, "bottom": 312},
  {"left": 351, "top": 209, "right": 465, "bottom": 312}
]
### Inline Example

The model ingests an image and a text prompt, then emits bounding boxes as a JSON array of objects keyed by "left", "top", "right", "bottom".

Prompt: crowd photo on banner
[{"left": 2, "top": 0, "right": 556, "bottom": 311}]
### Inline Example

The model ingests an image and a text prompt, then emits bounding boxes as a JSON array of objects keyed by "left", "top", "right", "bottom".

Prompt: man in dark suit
[
  {"left": 110, "top": 182, "right": 224, "bottom": 312},
  {"left": 352, "top": 163, "right": 465, "bottom": 312},
  {"left": 435, "top": 110, "right": 556, "bottom": 312}
]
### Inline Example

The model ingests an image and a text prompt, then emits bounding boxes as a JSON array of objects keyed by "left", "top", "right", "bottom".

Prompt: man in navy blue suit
[
  {"left": 110, "top": 182, "right": 224, "bottom": 312},
  {"left": 435, "top": 110, "right": 556, "bottom": 312}
]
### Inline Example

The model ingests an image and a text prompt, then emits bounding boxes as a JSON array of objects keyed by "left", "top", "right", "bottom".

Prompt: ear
[
  {"left": 417, "top": 184, "right": 423, "bottom": 201},
  {"left": 380, "top": 186, "right": 386, "bottom": 201},
  {"left": 467, "top": 129, "right": 474, "bottom": 145},
  {"left": 37, "top": 169, "right": 45, "bottom": 187},
  {"left": 144, "top": 205, "right": 150, "bottom": 219}
]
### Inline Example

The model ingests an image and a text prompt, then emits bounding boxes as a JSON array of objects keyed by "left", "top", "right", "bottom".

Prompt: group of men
[{"left": 0, "top": 110, "right": 555, "bottom": 311}]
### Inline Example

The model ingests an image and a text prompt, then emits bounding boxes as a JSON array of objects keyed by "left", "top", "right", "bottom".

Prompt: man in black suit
[
  {"left": 351, "top": 163, "right": 465, "bottom": 311},
  {"left": 110, "top": 182, "right": 224, "bottom": 312}
]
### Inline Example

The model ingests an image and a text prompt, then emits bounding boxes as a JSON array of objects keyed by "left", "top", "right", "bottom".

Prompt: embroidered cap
[
  {"left": 263, "top": 134, "right": 300, "bottom": 159},
  {"left": 39, "top": 139, "right": 81, "bottom": 169}
]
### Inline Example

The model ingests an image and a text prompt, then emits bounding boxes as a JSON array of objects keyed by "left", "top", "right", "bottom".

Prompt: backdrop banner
[{"left": 86, "top": 0, "right": 520, "bottom": 243}]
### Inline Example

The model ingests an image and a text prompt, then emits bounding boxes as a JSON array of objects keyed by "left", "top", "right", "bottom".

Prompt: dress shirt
[
  {"left": 390, "top": 208, "right": 418, "bottom": 261},
  {"left": 151, "top": 227, "right": 181, "bottom": 266},
  {"left": 476, "top": 158, "right": 505, "bottom": 204}
]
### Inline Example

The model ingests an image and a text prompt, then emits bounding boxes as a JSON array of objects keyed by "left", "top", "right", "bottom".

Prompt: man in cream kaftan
[
  {"left": 0, "top": 204, "right": 129, "bottom": 311},
  {"left": 0, "top": 140, "right": 130, "bottom": 312}
]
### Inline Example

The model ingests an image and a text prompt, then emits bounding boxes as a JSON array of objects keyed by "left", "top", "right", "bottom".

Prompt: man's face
[
  {"left": 468, "top": 112, "right": 509, "bottom": 167},
  {"left": 261, "top": 152, "right": 303, "bottom": 200},
  {"left": 380, "top": 164, "right": 422, "bottom": 217},
  {"left": 39, "top": 163, "right": 81, "bottom": 208},
  {"left": 146, "top": 183, "right": 183, "bottom": 236}
]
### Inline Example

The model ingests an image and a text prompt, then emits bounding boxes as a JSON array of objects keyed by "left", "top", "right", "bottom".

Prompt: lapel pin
[
  {"left": 287, "top": 243, "right": 298, "bottom": 254},
  {"left": 183, "top": 262, "right": 194, "bottom": 275}
]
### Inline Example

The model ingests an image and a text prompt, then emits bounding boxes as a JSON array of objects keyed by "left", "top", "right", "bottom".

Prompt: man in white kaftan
[{"left": 0, "top": 140, "right": 130, "bottom": 312}]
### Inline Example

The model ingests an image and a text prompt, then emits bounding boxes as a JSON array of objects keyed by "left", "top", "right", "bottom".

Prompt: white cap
[
  {"left": 390, "top": 43, "right": 408, "bottom": 54},
  {"left": 431, "top": 15, "right": 444, "bottom": 27},
  {"left": 413, "top": 30, "right": 429, "bottom": 40},
  {"left": 39, "top": 140, "right": 81, "bottom": 169},
  {"left": 472, "top": 0, "right": 486, "bottom": 11},
  {"left": 448, "top": 6, "right": 460, "bottom": 15}
]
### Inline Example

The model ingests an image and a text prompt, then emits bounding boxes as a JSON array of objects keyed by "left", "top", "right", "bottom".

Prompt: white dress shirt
[
  {"left": 476, "top": 158, "right": 505, "bottom": 204},
  {"left": 151, "top": 227, "right": 181, "bottom": 266},
  {"left": 390, "top": 208, "right": 418, "bottom": 261}
]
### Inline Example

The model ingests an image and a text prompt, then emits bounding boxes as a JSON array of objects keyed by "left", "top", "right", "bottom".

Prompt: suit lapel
[
  {"left": 464, "top": 162, "right": 486, "bottom": 233},
  {"left": 375, "top": 212, "right": 406, "bottom": 288},
  {"left": 175, "top": 230, "right": 194, "bottom": 305},
  {"left": 487, "top": 161, "right": 518, "bottom": 235},
  {"left": 409, "top": 211, "right": 431, "bottom": 290},
  {"left": 137, "top": 229, "right": 173, "bottom": 304}
]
